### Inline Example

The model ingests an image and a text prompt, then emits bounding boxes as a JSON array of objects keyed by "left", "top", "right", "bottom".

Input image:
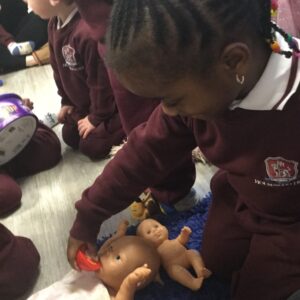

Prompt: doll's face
[
  {"left": 137, "top": 219, "right": 168, "bottom": 247},
  {"left": 97, "top": 235, "right": 160, "bottom": 291}
]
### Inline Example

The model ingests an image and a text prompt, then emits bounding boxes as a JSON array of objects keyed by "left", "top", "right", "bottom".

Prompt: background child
[
  {"left": 0, "top": 0, "right": 49, "bottom": 73},
  {"left": 28, "top": 0, "right": 125, "bottom": 160},
  {"left": 66, "top": 0, "right": 300, "bottom": 299},
  {"left": 0, "top": 97, "right": 61, "bottom": 299}
]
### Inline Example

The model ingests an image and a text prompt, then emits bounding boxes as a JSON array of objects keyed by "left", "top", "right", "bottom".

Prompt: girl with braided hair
[{"left": 67, "top": 0, "right": 300, "bottom": 298}]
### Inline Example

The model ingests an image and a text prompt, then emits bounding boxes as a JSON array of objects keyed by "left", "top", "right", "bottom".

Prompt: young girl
[{"left": 67, "top": 1, "right": 300, "bottom": 298}]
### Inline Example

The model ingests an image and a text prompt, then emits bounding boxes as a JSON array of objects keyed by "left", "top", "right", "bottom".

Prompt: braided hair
[{"left": 106, "top": 0, "right": 300, "bottom": 80}]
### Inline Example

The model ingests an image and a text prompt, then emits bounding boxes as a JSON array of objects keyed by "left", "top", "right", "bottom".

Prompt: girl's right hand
[{"left": 66, "top": 236, "right": 97, "bottom": 271}]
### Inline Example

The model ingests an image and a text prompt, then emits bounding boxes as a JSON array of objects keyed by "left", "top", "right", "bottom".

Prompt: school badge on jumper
[
  {"left": 264, "top": 157, "right": 298, "bottom": 183},
  {"left": 62, "top": 45, "right": 77, "bottom": 67}
]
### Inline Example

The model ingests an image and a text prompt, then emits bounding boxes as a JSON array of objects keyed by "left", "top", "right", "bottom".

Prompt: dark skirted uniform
[
  {"left": 0, "top": 122, "right": 61, "bottom": 299},
  {"left": 70, "top": 36, "right": 300, "bottom": 299},
  {"left": 48, "top": 10, "right": 125, "bottom": 160}
]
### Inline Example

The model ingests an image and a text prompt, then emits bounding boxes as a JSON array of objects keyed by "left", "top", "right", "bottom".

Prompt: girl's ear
[{"left": 220, "top": 42, "right": 250, "bottom": 76}]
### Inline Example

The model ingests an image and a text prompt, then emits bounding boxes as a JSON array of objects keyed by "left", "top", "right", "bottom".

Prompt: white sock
[{"left": 7, "top": 41, "right": 35, "bottom": 56}]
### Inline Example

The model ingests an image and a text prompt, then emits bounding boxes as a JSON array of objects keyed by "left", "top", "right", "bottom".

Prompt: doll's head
[
  {"left": 106, "top": 0, "right": 300, "bottom": 120},
  {"left": 96, "top": 235, "right": 160, "bottom": 292},
  {"left": 137, "top": 219, "right": 169, "bottom": 248}
]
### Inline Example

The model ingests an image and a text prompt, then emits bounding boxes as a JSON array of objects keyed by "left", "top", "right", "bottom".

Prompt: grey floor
[{"left": 0, "top": 65, "right": 217, "bottom": 299}]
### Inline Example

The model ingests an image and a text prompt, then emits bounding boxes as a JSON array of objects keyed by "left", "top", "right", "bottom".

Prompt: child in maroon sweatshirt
[
  {"left": 0, "top": 97, "right": 61, "bottom": 299},
  {"left": 67, "top": 1, "right": 300, "bottom": 299},
  {"left": 29, "top": 0, "right": 125, "bottom": 160}
]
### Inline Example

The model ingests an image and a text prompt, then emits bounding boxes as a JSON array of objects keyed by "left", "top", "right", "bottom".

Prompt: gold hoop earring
[{"left": 236, "top": 74, "right": 245, "bottom": 85}]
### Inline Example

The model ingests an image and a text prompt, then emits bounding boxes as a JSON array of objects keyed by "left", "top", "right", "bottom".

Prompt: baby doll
[
  {"left": 137, "top": 218, "right": 211, "bottom": 291},
  {"left": 78, "top": 220, "right": 161, "bottom": 300}
]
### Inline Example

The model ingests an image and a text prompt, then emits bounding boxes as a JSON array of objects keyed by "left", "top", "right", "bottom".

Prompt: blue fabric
[{"left": 98, "top": 193, "right": 231, "bottom": 299}]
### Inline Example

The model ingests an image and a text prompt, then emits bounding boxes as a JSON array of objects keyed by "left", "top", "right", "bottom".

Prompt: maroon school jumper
[
  {"left": 0, "top": 122, "right": 61, "bottom": 299},
  {"left": 0, "top": 25, "right": 14, "bottom": 46},
  {"left": 48, "top": 11, "right": 124, "bottom": 160},
  {"left": 70, "top": 51, "right": 300, "bottom": 299},
  {"left": 74, "top": 0, "right": 195, "bottom": 203}
]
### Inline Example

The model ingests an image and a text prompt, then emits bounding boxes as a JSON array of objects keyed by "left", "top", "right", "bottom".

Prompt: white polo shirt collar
[
  {"left": 57, "top": 7, "right": 78, "bottom": 30},
  {"left": 230, "top": 35, "right": 300, "bottom": 111}
]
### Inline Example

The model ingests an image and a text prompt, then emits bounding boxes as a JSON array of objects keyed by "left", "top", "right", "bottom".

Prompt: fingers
[
  {"left": 67, "top": 236, "right": 85, "bottom": 271},
  {"left": 58, "top": 106, "right": 73, "bottom": 123}
]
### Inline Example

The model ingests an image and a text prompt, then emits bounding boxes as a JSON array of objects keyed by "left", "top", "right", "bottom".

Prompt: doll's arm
[
  {"left": 115, "top": 264, "right": 152, "bottom": 300},
  {"left": 99, "top": 221, "right": 129, "bottom": 255},
  {"left": 176, "top": 226, "right": 192, "bottom": 245}
]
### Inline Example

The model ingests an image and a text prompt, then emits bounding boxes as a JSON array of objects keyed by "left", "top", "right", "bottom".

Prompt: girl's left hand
[
  {"left": 21, "top": 98, "right": 34, "bottom": 111},
  {"left": 77, "top": 116, "right": 95, "bottom": 139}
]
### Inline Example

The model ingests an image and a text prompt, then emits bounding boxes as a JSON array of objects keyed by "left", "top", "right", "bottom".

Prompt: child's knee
[
  {"left": 79, "top": 139, "right": 111, "bottom": 160},
  {"left": 0, "top": 175, "right": 22, "bottom": 216},
  {"left": 0, "top": 224, "right": 40, "bottom": 299}
]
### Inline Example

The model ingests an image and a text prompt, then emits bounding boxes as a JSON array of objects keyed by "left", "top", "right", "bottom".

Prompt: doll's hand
[
  {"left": 58, "top": 105, "right": 74, "bottom": 123},
  {"left": 67, "top": 236, "right": 97, "bottom": 271},
  {"left": 21, "top": 98, "right": 34, "bottom": 111},
  {"left": 181, "top": 226, "right": 192, "bottom": 235},
  {"left": 123, "top": 264, "right": 152, "bottom": 290},
  {"left": 78, "top": 116, "right": 95, "bottom": 139}
]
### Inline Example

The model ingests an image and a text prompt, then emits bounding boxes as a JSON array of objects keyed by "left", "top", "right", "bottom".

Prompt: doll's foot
[{"left": 190, "top": 276, "right": 205, "bottom": 291}]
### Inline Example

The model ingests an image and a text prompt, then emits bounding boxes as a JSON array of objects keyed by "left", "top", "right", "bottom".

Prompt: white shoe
[{"left": 42, "top": 112, "right": 58, "bottom": 128}]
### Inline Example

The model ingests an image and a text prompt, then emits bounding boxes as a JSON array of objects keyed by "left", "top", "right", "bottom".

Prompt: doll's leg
[
  {"left": 166, "top": 264, "right": 204, "bottom": 291},
  {"left": 0, "top": 223, "right": 40, "bottom": 299},
  {"left": 79, "top": 112, "right": 125, "bottom": 160},
  {"left": 232, "top": 222, "right": 300, "bottom": 300},
  {"left": 3, "top": 122, "right": 61, "bottom": 178},
  {"left": 186, "top": 249, "right": 211, "bottom": 278},
  {"left": 0, "top": 174, "right": 21, "bottom": 216}
]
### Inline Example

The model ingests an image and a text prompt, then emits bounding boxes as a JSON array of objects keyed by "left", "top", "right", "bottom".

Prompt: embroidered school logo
[
  {"left": 265, "top": 157, "right": 298, "bottom": 183},
  {"left": 62, "top": 45, "right": 77, "bottom": 67}
]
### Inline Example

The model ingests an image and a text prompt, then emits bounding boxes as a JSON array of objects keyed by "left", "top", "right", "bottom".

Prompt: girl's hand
[
  {"left": 77, "top": 116, "right": 95, "bottom": 139},
  {"left": 67, "top": 236, "right": 97, "bottom": 271},
  {"left": 21, "top": 98, "right": 34, "bottom": 111},
  {"left": 58, "top": 105, "right": 74, "bottom": 123}
]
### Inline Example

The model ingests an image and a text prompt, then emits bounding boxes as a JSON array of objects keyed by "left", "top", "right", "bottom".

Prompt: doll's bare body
[
  {"left": 137, "top": 218, "right": 211, "bottom": 291},
  {"left": 96, "top": 221, "right": 161, "bottom": 300}
]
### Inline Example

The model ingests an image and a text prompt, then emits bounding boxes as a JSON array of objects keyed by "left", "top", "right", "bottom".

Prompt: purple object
[{"left": 0, "top": 93, "right": 37, "bottom": 165}]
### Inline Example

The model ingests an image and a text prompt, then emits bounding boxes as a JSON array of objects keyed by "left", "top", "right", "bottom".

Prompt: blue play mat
[{"left": 98, "top": 193, "right": 231, "bottom": 300}]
